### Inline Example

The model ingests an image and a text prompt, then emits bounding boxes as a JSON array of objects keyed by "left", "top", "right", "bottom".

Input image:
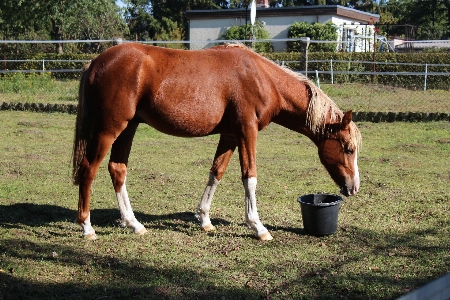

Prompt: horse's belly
[{"left": 137, "top": 101, "right": 225, "bottom": 137}]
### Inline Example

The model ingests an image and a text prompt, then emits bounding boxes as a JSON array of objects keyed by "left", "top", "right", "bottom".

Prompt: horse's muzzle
[{"left": 340, "top": 180, "right": 359, "bottom": 197}]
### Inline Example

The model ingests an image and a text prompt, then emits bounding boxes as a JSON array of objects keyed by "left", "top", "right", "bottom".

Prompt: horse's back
[{"left": 84, "top": 43, "right": 281, "bottom": 137}]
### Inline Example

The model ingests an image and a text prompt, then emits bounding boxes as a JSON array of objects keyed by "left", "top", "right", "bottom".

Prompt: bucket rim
[{"left": 297, "top": 193, "right": 343, "bottom": 206}]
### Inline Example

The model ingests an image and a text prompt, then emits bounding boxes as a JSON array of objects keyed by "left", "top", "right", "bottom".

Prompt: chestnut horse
[{"left": 72, "top": 43, "right": 361, "bottom": 241}]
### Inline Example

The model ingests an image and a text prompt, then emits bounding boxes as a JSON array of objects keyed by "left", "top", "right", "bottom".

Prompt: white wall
[{"left": 188, "top": 9, "right": 377, "bottom": 52}]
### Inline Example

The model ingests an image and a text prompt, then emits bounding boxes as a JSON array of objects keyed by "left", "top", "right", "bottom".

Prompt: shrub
[
  {"left": 287, "top": 22, "right": 338, "bottom": 52},
  {"left": 221, "top": 21, "right": 273, "bottom": 53}
]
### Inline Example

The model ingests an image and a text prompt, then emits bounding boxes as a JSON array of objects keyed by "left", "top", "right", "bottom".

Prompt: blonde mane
[{"left": 223, "top": 43, "right": 361, "bottom": 151}]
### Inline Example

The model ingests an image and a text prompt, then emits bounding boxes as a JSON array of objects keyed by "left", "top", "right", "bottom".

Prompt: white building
[{"left": 186, "top": 5, "right": 380, "bottom": 52}]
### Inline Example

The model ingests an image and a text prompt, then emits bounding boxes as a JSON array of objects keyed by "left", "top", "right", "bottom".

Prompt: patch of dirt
[
  {"left": 401, "top": 143, "right": 434, "bottom": 150},
  {"left": 22, "top": 153, "right": 45, "bottom": 161},
  {"left": 17, "top": 121, "right": 49, "bottom": 128}
]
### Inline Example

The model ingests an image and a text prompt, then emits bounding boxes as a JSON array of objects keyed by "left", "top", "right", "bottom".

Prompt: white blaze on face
[{"left": 352, "top": 152, "right": 360, "bottom": 194}]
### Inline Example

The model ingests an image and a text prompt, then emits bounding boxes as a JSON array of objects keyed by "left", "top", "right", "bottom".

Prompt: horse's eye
[{"left": 344, "top": 144, "right": 354, "bottom": 154}]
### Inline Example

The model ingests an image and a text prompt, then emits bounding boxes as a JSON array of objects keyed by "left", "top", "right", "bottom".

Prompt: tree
[
  {"left": 125, "top": 0, "right": 186, "bottom": 42},
  {"left": 0, "top": 0, "right": 127, "bottom": 54},
  {"left": 382, "top": 0, "right": 449, "bottom": 40},
  {"left": 43, "top": 0, "right": 127, "bottom": 53},
  {"left": 125, "top": 0, "right": 221, "bottom": 42}
]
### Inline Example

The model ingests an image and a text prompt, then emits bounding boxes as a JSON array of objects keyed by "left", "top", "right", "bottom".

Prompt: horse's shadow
[
  {"left": 0, "top": 203, "right": 228, "bottom": 234},
  {"left": 0, "top": 203, "right": 305, "bottom": 237}
]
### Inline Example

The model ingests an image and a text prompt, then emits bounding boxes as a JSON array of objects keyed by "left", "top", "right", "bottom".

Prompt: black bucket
[{"left": 298, "top": 193, "right": 343, "bottom": 236}]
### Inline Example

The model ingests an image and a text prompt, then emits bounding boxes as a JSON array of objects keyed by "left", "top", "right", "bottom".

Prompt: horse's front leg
[
  {"left": 243, "top": 177, "right": 273, "bottom": 241},
  {"left": 237, "top": 128, "right": 273, "bottom": 241},
  {"left": 196, "top": 134, "right": 236, "bottom": 232}
]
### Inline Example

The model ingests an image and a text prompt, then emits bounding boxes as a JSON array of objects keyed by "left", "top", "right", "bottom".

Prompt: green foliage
[
  {"left": 287, "top": 22, "right": 338, "bottom": 52},
  {"left": 221, "top": 21, "right": 273, "bottom": 53},
  {"left": 0, "top": 0, "right": 128, "bottom": 54},
  {"left": 0, "top": 73, "right": 79, "bottom": 103},
  {"left": 127, "top": 0, "right": 222, "bottom": 42},
  {"left": 0, "top": 73, "right": 54, "bottom": 94},
  {"left": 381, "top": 0, "right": 450, "bottom": 39},
  {"left": 1, "top": 53, "right": 95, "bottom": 81}
]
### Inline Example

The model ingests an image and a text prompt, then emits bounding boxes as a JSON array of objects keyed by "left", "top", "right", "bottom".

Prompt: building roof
[{"left": 186, "top": 5, "right": 380, "bottom": 24}]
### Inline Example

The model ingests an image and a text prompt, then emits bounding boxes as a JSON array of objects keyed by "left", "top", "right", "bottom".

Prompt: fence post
[
  {"left": 300, "top": 37, "right": 310, "bottom": 78},
  {"left": 424, "top": 63, "right": 428, "bottom": 92},
  {"left": 330, "top": 59, "right": 334, "bottom": 84},
  {"left": 42, "top": 59, "right": 45, "bottom": 71},
  {"left": 372, "top": 30, "right": 377, "bottom": 84},
  {"left": 315, "top": 70, "right": 320, "bottom": 88}
]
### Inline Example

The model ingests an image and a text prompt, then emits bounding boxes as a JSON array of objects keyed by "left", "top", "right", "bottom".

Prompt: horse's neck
[{"left": 271, "top": 77, "right": 316, "bottom": 138}]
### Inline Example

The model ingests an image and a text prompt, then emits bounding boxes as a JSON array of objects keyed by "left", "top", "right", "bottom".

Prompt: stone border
[
  {"left": 1, "top": 102, "right": 449, "bottom": 122},
  {"left": 1, "top": 102, "right": 78, "bottom": 114},
  {"left": 352, "top": 111, "right": 450, "bottom": 122}
]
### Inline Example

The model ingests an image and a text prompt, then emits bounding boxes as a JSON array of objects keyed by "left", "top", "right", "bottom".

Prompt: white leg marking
[
  {"left": 244, "top": 177, "right": 271, "bottom": 239},
  {"left": 81, "top": 213, "right": 96, "bottom": 239},
  {"left": 116, "top": 177, "right": 146, "bottom": 234},
  {"left": 195, "top": 172, "right": 220, "bottom": 231}
]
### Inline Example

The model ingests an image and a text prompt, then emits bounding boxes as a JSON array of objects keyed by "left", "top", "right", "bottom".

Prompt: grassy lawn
[
  {"left": 321, "top": 83, "right": 450, "bottom": 113},
  {"left": 0, "top": 74, "right": 79, "bottom": 104},
  {"left": 0, "top": 111, "right": 449, "bottom": 299},
  {"left": 1, "top": 75, "right": 450, "bottom": 113}
]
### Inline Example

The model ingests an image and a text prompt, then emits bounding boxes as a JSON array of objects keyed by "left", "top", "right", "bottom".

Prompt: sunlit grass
[
  {"left": 321, "top": 83, "right": 450, "bottom": 113},
  {"left": 0, "top": 73, "right": 78, "bottom": 104}
]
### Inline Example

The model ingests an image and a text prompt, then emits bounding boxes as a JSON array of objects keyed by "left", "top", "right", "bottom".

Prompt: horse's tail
[{"left": 72, "top": 62, "right": 92, "bottom": 185}]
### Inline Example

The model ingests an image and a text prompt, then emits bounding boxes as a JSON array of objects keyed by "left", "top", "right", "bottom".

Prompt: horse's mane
[{"left": 222, "top": 43, "right": 361, "bottom": 151}]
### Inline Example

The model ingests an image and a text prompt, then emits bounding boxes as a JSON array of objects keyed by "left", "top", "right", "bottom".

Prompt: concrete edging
[{"left": 1, "top": 102, "right": 78, "bottom": 114}]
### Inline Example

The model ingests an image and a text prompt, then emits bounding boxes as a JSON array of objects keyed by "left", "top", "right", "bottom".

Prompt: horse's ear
[{"left": 342, "top": 110, "right": 353, "bottom": 129}]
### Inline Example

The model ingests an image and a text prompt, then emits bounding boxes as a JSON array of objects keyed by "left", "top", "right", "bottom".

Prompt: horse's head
[{"left": 317, "top": 111, "right": 361, "bottom": 196}]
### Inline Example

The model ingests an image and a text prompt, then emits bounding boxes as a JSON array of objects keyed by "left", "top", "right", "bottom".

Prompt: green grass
[
  {"left": 1, "top": 76, "right": 450, "bottom": 112},
  {"left": 0, "top": 111, "right": 449, "bottom": 299},
  {"left": 0, "top": 73, "right": 78, "bottom": 104},
  {"left": 321, "top": 83, "right": 450, "bottom": 113}
]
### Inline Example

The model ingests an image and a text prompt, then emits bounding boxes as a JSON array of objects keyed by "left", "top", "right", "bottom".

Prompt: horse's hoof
[
  {"left": 258, "top": 232, "right": 273, "bottom": 241},
  {"left": 201, "top": 223, "right": 216, "bottom": 232},
  {"left": 136, "top": 227, "right": 148, "bottom": 235},
  {"left": 84, "top": 233, "right": 97, "bottom": 240}
]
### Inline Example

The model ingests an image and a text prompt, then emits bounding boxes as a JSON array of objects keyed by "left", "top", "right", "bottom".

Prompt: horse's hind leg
[
  {"left": 77, "top": 133, "right": 116, "bottom": 240},
  {"left": 108, "top": 120, "right": 147, "bottom": 235},
  {"left": 196, "top": 134, "right": 236, "bottom": 231}
]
